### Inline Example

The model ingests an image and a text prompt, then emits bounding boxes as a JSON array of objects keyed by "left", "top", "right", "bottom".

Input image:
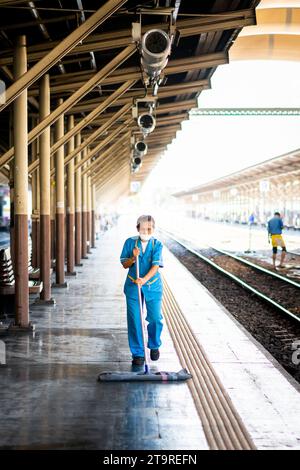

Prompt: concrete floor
[{"left": 0, "top": 223, "right": 207, "bottom": 450}]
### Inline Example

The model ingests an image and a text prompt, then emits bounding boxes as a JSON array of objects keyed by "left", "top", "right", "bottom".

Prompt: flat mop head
[{"left": 98, "top": 368, "right": 192, "bottom": 382}]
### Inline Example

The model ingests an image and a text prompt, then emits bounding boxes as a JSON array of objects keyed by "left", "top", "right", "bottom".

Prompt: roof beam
[
  {"left": 63, "top": 103, "right": 131, "bottom": 169},
  {"left": 1, "top": 48, "right": 136, "bottom": 170},
  {"left": 96, "top": 179, "right": 130, "bottom": 204},
  {"left": 81, "top": 112, "right": 187, "bottom": 133},
  {"left": 95, "top": 162, "right": 129, "bottom": 192},
  {"left": 51, "top": 53, "right": 226, "bottom": 84},
  {"left": 75, "top": 120, "right": 131, "bottom": 171},
  {"left": 84, "top": 135, "right": 129, "bottom": 177},
  {"left": 94, "top": 156, "right": 128, "bottom": 186},
  {"left": 81, "top": 100, "right": 195, "bottom": 125},
  {"left": 0, "top": 10, "right": 256, "bottom": 65},
  {"left": 0, "top": 0, "right": 127, "bottom": 112},
  {"left": 90, "top": 148, "right": 128, "bottom": 181},
  {"left": 0, "top": 13, "right": 77, "bottom": 32},
  {"left": 27, "top": 52, "right": 226, "bottom": 96},
  {"left": 69, "top": 79, "right": 210, "bottom": 114}
]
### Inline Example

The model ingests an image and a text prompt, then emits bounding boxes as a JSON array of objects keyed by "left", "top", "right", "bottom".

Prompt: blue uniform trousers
[{"left": 126, "top": 291, "right": 163, "bottom": 358}]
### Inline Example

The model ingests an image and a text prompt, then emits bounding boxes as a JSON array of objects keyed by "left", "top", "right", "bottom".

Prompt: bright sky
[{"left": 141, "top": 60, "right": 300, "bottom": 197}]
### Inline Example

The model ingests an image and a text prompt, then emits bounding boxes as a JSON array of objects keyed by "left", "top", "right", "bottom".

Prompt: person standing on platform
[
  {"left": 267, "top": 212, "right": 287, "bottom": 269},
  {"left": 120, "top": 215, "right": 164, "bottom": 366}
]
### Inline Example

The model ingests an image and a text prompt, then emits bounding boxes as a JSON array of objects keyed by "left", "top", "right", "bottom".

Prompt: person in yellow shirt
[{"left": 267, "top": 212, "right": 286, "bottom": 269}]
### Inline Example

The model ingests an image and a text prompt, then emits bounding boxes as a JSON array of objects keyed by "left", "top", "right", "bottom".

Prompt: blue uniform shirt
[
  {"left": 120, "top": 236, "right": 164, "bottom": 300},
  {"left": 267, "top": 217, "right": 283, "bottom": 235}
]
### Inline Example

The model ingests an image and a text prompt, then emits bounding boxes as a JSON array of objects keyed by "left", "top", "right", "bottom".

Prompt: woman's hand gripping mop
[{"left": 98, "top": 252, "right": 192, "bottom": 382}]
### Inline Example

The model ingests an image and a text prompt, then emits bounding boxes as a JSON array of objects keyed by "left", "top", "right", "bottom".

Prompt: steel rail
[
  {"left": 159, "top": 229, "right": 300, "bottom": 324},
  {"left": 288, "top": 251, "right": 300, "bottom": 258},
  {"left": 210, "top": 246, "right": 300, "bottom": 289}
]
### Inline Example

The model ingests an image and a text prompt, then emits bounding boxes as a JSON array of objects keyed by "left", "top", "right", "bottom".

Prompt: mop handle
[{"left": 136, "top": 252, "right": 149, "bottom": 373}]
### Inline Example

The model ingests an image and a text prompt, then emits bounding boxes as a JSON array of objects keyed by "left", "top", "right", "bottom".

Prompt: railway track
[
  {"left": 159, "top": 228, "right": 300, "bottom": 383},
  {"left": 160, "top": 228, "right": 300, "bottom": 324},
  {"left": 289, "top": 250, "right": 300, "bottom": 258}
]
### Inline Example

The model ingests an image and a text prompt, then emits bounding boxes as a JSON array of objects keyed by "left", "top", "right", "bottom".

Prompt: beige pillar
[
  {"left": 13, "top": 35, "right": 30, "bottom": 327},
  {"left": 75, "top": 132, "right": 82, "bottom": 266},
  {"left": 9, "top": 109, "right": 15, "bottom": 272},
  {"left": 81, "top": 148, "right": 88, "bottom": 259},
  {"left": 87, "top": 173, "right": 92, "bottom": 254},
  {"left": 38, "top": 74, "right": 55, "bottom": 304},
  {"left": 53, "top": 98, "right": 67, "bottom": 287},
  {"left": 36, "top": 164, "right": 41, "bottom": 269},
  {"left": 66, "top": 115, "right": 76, "bottom": 275},
  {"left": 91, "top": 183, "right": 96, "bottom": 248},
  {"left": 31, "top": 119, "right": 40, "bottom": 269},
  {"left": 50, "top": 162, "right": 56, "bottom": 261}
]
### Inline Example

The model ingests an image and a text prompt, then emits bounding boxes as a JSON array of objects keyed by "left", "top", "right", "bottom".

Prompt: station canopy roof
[
  {"left": 173, "top": 147, "right": 300, "bottom": 197},
  {"left": 0, "top": 0, "right": 258, "bottom": 191}
]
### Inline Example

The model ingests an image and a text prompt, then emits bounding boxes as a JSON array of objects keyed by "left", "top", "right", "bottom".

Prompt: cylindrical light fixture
[
  {"left": 141, "top": 29, "right": 171, "bottom": 79},
  {"left": 137, "top": 113, "right": 156, "bottom": 134},
  {"left": 134, "top": 141, "right": 148, "bottom": 156}
]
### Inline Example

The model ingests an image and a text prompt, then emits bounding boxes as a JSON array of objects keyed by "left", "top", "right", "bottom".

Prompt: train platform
[{"left": 1, "top": 217, "right": 300, "bottom": 450}]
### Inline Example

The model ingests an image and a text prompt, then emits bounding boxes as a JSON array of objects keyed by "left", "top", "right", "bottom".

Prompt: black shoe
[
  {"left": 150, "top": 349, "right": 160, "bottom": 361},
  {"left": 132, "top": 356, "right": 145, "bottom": 366}
]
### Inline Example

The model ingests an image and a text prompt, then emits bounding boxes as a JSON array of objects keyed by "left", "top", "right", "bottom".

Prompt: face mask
[{"left": 139, "top": 233, "right": 151, "bottom": 241}]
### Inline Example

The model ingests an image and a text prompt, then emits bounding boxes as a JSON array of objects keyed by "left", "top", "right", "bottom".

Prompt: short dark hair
[
  {"left": 274, "top": 211, "right": 280, "bottom": 216},
  {"left": 136, "top": 215, "right": 155, "bottom": 230}
]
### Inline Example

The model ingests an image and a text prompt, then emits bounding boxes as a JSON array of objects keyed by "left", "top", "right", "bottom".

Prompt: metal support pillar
[
  {"left": 9, "top": 110, "right": 15, "bottom": 272},
  {"left": 91, "top": 183, "right": 96, "bottom": 249},
  {"left": 75, "top": 133, "right": 82, "bottom": 266},
  {"left": 86, "top": 173, "right": 92, "bottom": 254},
  {"left": 36, "top": 165, "right": 41, "bottom": 269},
  {"left": 31, "top": 119, "right": 39, "bottom": 269},
  {"left": 53, "top": 98, "right": 67, "bottom": 287},
  {"left": 81, "top": 149, "right": 88, "bottom": 259},
  {"left": 13, "top": 36, "right": 31, "bottom": 328},
  {"left": 37, "top": 74, "right": 55, "bottom": 305},
  {"left": 50, "top": 161, "right": 56, "bottom": 263},
  {"left": 66, "top": 115, "right": 76, "bottom": 276}
]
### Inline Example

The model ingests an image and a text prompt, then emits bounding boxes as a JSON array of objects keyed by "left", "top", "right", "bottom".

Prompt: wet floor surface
[{"left": 0, "top": 223, "right": 206, "bottom": 450}]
